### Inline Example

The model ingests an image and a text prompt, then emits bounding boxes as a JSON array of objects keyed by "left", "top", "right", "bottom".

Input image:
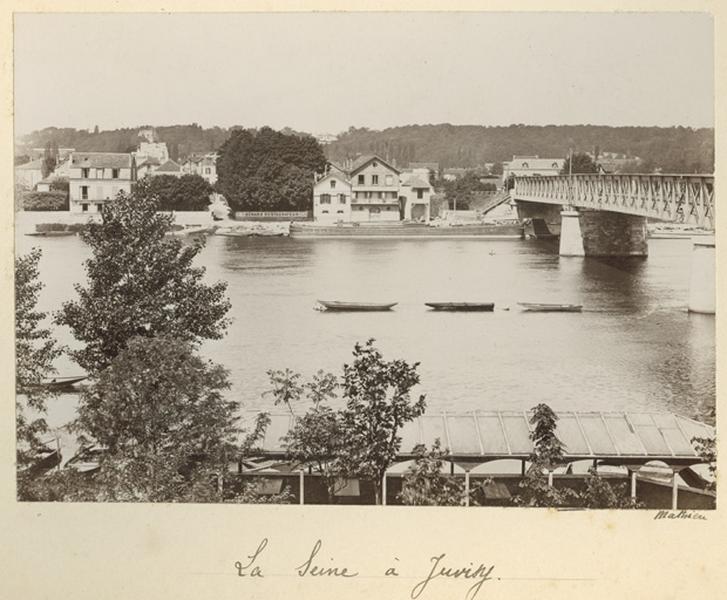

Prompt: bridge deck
[{"left": 253, "top": 410, "right": 713, "bottom": 466}]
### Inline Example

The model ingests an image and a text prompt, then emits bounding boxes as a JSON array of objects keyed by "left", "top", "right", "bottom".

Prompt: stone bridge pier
[{"left": 516, "top": 201, "right": 648, "bottom": 257}]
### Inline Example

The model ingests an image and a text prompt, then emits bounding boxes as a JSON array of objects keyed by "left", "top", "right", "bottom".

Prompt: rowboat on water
[
  {"left": 425, "top": 302, "right": 495, "bottom": 312},
  {"left": 518, "top": 302, "right": 583, "bottom": 313},
  {"left": 36, "top": 375, "right": 88, "bottom": 391},
  {"left": 25, "top": 231, "right": 77, "bottom": 237},
  {"left": 317, "top": 300, "right": 397, "bottom": 311}
]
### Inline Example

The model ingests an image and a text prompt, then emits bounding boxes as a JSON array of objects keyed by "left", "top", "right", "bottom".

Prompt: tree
[
  {"left": 489, "top": 162, "right": 503, "bottom": 176},
  {"left": 578, "top": 468, "right": 642, "bottom": 509},
  {"left": 337, "top": 339, "right": 426, "bottom": 504},
  {"left": 55, "top": 179, "right": 231, "bottom": 374},
  {"left": 15, "top": 249, "right": 62, "bottom": 497},
  {"left": 514, "top": 403, "right": 577, "bottom": 507},
  {"left": 692, "top": 436, "right": 716, "bottom": 492},
  {"left": 561, "top": 152, "right": 598, "bottom": 175},
  {"left": 148, "top": 174, "right": 213, "bottom": 211},
  {"left": 216, "top": 127, "right": 327, "bottom": 211},
  {"left": 273, "top": 370, "right": 347, "bottom": 503},
  {"left": 41, "top": 141, "right": 57, "bottom": 178},
  {"left": 71, "top": 336, "right": 238, "bottom": 501},
  {"left": 398, "top": 439, "right": 466, "bottom": 506},
  {"left": 22, "top": 191, "right": 69, "bottom": 211}
]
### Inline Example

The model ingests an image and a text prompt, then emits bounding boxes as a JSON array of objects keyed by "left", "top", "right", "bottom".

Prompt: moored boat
[
  {"left": 425, "top": 302, "right": 495, "bottom": 311},
  {"left": 317, "top": 300, "right": 397, "bottom": 311},
  {"left": 518, "top": 302, "right": 583, "bottom": 312},
  {"left": 35, "top": 375, "right": 88, "bottom": 391}
]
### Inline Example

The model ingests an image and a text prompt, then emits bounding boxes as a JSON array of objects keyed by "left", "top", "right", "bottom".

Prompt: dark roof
[
  {"left": 71, "top": 152, "right": 133, "bottom": 169},
  {"left": 349, "top": 154, "right": 400, "bottom": 175},
  {"left": 402, "top": 175, "right": 430, "bottom": 188},
  {"left": 155, "top": 159, "right": 182, "bottom": 173}
]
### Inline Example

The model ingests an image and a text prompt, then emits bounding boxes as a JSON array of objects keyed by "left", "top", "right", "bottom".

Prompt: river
[{"left": 16, "top": 233, "right": 715, "bottom": 428}]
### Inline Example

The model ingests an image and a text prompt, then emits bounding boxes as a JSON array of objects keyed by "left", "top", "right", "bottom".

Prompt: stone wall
[{"left": 579, "top": 210, "right": 648, "bottom": 257}]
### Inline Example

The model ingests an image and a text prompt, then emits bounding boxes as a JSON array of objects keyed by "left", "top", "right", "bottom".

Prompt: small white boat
[
  {"left": 518, "top": 302, "right": 583, "bottom": 313},
  {"left": 317, "top": 300, "right": 397, "bottom": 311},
  {"left": 425, "top": 302, "right": 495, "bottom": 312}
]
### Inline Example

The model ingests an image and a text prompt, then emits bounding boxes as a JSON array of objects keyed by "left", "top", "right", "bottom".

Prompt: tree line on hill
[{"left": 325, "top": 124, "right": 714, "bottom": 174}]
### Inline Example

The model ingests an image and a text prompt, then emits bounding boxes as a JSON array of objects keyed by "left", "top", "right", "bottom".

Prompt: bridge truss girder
[{"left": 513, "top": 174, "right": 714, "bottom": 229}]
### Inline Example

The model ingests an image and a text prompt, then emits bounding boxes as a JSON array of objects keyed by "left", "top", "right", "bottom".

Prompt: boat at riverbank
[
  {"left": 317, "top": 300, "right": 397, "bottom": 311},
  {"left": 518, "top": 302, "right": 583, "bottom": 312},
  {"left": 25, "top": 230, "right": 77, "bottom": 237},
  {"left": 290, "top": 221, "right": 524, "bottom": 239},
  {"left": 425, "top": 302, "right": 495, "bottom": 311}
]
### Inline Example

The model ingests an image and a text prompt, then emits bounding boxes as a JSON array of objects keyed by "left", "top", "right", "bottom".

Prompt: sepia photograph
[{"left": 12, "top": 9, "right": 716, "bottom": 516}]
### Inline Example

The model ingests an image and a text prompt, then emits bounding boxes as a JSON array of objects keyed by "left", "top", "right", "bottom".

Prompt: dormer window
[
  {"left": 372, "top": 161, "right": 378, "bottom": 167},
  {"left": 522, "top": 162, "right": 529, "bottom": 168},
  {"left": 552, "top": 162, "right": 559, "bottom": 168}
]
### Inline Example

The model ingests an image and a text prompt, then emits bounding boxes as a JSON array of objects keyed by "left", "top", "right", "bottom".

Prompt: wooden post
[
  {"left": 382, "top": 474, "right": 387, "bottom": 506},
  {"left": 630, "top": 470, "right": 637, "bottom": 499},
  {"left": 547, "top": 470, "right": 554, "bottom": 487},
  {"left": 299, "top": 471, "right": 305, "bottom": 506},
  {"left": 672, "top": 471, "right": 679, "bottom": 510},
  {"left": 465, "top": 472, "right": 470, "bottom": 507},
  {"left": 521, "top": 460, "right": 526, "bottom": 476}
]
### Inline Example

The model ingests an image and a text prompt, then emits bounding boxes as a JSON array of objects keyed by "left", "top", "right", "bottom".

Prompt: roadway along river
[{"left": 18, "top": 234, "right": 715, "bottom": 427}]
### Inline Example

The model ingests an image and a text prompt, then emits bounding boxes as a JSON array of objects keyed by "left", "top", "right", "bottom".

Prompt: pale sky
[{"left": 14, "top": 12, "right": 714, "bottom": 136}]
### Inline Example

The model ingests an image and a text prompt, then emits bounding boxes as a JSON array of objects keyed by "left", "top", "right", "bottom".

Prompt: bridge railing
[{"left": 512, "top": 173, "right": 714, "bottom": 229}]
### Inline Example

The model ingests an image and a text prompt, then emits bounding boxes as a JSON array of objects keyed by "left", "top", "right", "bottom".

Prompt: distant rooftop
[{"left": 71, "top": 152, "right": 133, "bottom": 169}]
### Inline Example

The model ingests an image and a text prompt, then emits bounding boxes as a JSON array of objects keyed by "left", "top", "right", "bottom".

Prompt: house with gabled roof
[
  {"left": 312, "top": 155, "right": 432, "bottom": 223},
  {"left": 68, "top": 152, "right": 136, "bottom": 213},
  {"left": 152, "top": 159, "right": 183, "bottom": 178},
  {"left": 15, "top": 159, "right": 45, "bottom": 189}
]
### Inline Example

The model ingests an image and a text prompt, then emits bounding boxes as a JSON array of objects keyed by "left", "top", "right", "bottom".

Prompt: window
[
  {"left": 417, "top": 189, "right": 424, "bottom": 199},
  {"left": 372, "top": 175, "right": 379, "bottom": 185},
  {"left": 385, "top": 175, "right": 393, "bottom": 186},
  {"left": 365, "top": 192, "right": 371, "bottom": 199},
  {"left": 81, "top": 186, "right": 89, "bottom": 200},
  {"left": 372, "top": 161, "right": 378, "bottom": 167},
  {"left": 96, "top": 168, "right": 104, "bottom": 178},
  {"left": 204, "top": 168, "right": 211, "bottom": 175},
  {"left": 81, "top": 203, "right": 88, "bottom": 212},
  {"left": 358, "top": 174, "right": 365, "bottom": 185},
  {"left": 96, "top": 203, "right": 103, "bottom": 212},
  {"left": 339, "top": 194, "right": 346, "bottom": 204},
  {"left": 81, "top": 168, "right": 90, "bottom": 178},
  {"left": 522, "top": 162, "right": 529, "bottom": 168},
  {"left": 322, "top": 210, "right": 329, "bottom": 214},
  {"left": 112, "top": 168, "right": 119, "bottom": 179},
  {"left": 330, "top": 180, "right": 336, "bottom": 189},
  {"left": 337, "top": 210, "right": 344, "bottom": 214},
  {"left": 320, "top": 194, "right": 331, "bottom": 204},
  {"left": 377, "top": 192, "right": 383, "bottom": 199},
  {"left": 391, "top": 192, "right": 398, "bottom": 199}
]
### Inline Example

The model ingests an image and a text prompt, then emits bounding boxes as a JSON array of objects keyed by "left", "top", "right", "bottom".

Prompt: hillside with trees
[{"left": 325, "top": 124, "right": 714, "bottom": 174}]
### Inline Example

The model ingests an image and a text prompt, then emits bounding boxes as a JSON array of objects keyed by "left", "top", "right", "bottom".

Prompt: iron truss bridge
[{"left": 512, "top": 173, "right": 715, "bottom": 229}]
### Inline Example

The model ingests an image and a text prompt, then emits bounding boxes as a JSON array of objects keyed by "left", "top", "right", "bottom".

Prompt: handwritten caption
[{"left": 234, "top": 538, "right": 496, "bottom": 600}]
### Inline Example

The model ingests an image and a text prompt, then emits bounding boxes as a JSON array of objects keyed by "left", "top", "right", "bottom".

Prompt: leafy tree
[
  {"left": 578, "top": 468, "right": 642, "bottom": 509},
  {"left": 692, "top": 436, "right": 716, "bottom": 492},
  {"left": 489, "top": 162, "right": 503, "bottom": 176},
  {"left": 148, "top": 174, "right": 213, "bottom": 211},
  {"left": 337, "top": 339, "right": 426, "bottom": 504},
  {"left": 22, "top": 191, "right": 69, "bottom": 211},
  {"left": 398, "top": 439, "right": 466, "bottom": 506},
  {"left": 15, "top": 249, "right": 62, "bottom": 497},
  {"left": 274, "top": 370, "right": 347, "bottom": 503},
  {"left": 49, "top": 177, "right": 70, "bottom": 194},
  {"left": 560, "top": 152, "right": 598, "bottom": 174},
  {"left": 55, "top": 179, "right": 230, "bottom": 374},
  {"left": 70, "top": 336, "right": 238, "bottom": 501},
  {"left": 216, "top": 126, "right": 327, "bottom": 211},
  {"left": 514, "top": 403, "right": 577, "bottom": 507},
  {"left": 41, "top": 142, "right": 55, "bottom": 178}
]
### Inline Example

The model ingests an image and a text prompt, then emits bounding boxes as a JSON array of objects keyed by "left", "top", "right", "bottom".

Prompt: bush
[{"left": 23, "top": 191, "right": 69, "bottom": 211}]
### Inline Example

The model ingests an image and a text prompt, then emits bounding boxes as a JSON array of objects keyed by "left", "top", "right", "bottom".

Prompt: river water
[{"left": 17, "top": 233, "right": 715, "bottom": 427}]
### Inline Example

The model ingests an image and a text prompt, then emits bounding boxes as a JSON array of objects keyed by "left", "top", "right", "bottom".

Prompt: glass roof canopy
[{"left": 254, "top": 411, "right": 714, "bottom": 465}]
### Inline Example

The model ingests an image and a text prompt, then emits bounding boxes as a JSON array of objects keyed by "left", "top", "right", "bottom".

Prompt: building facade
[
  {"left": 15, "top": 159, "right": 44, "bottom": 189},
  {"left": 68, "top": 152, "right": 136, "bottom": 213},
  {"left": 502, "top": 155, "right": 565, "bottom": 179},
  {"left": 181, "top": 153, "right": 218, "bottom": 185},
  {"left": 312, "top": 169, "right": 352, "bottom": 223},
  {"left": 312, "top": 156, "right": 433, "bottom": 223}
]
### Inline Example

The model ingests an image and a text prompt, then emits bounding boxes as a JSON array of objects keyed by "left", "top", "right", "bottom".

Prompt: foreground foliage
[{"left": 55, "top": 179, "right": 230, "bottom": 374}]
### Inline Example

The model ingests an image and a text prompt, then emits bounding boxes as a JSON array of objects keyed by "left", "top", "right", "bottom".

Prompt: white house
[
  {"left": 68, "top": 152, "right": 136, "bottom": 213},
  {"left": 181, "top": 153, "right": 218, "bottom": 185},
  {"left": 312, "top": 156, "right": 432, "bottom": 223},
  {"left": 313, "top": 168, "right": 352, "bottom": 223},
  {"left": 152, "top": 159, "right": 183, "bottom": 178},
  {"left": 15, "top": 159, "right": 44, "bottom": 189},
  {"left": 502, "top": 155, "right": 565, "bottom": 179}
]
